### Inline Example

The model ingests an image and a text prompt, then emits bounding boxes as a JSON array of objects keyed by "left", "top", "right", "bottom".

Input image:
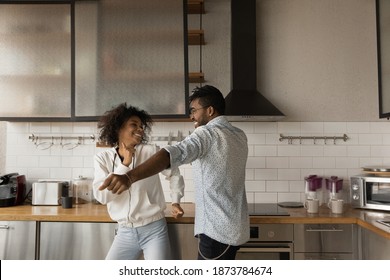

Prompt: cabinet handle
[
  {"left": 0, "top": 225, "right": 10, "bottom": 229},
  {"left": 306, "top": 227, "right": 343, "bottom": 232}
]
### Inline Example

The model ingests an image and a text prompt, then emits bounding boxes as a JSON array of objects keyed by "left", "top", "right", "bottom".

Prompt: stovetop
[{"left": 247, "top": 203, "right": 290, "bottom": 216}]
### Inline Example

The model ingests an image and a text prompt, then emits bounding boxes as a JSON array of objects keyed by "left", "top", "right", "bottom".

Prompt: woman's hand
[{"left": 171, "top": 203, "right": 184, "bottom": 219}]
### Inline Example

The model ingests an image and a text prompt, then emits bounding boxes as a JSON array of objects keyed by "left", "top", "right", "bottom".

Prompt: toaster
[{"left": 32, "top": 181, "right": 70, "bottom": 205}]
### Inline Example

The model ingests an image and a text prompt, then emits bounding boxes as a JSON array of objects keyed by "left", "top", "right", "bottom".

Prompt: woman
[{"left": 93, "top": 103, "right": 184, "bottom": 260}]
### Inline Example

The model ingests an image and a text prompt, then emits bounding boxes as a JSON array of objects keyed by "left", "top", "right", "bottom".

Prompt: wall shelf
[
  {"left": 188, "top": 29, "right": 205, "bottom": 45},
  {"left": 188, "top": 72, "right": 205, "bottom": 83},
  {"left": 188, "top": 0, "right": 205, "bottom": 14}
]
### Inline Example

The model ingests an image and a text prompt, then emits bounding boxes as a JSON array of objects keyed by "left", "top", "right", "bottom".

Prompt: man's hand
[
  {"left": 171, "top": 203, "right": 184, "bottom": 219},
  {"left": 98, "top": 173, "right": 131, "bottom": 195}
]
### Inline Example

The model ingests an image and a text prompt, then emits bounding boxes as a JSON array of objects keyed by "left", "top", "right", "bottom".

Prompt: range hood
[{"left": 225, "top": 0, "right": 285, "bottom": 121}]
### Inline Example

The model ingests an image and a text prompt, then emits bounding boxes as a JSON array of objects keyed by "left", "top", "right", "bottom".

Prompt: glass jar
[{"left": 72, "top": 176, "right": 93, "bottom": 204}]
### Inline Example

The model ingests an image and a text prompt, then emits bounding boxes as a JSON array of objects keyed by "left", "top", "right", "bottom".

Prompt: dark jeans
[{"left": 197, "top": 234, "right": 239, "bottom": 260}]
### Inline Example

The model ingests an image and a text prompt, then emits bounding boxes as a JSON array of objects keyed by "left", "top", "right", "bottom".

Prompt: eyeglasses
[{"left": 189, "top": 106, "right": 208, "bottom": 116}]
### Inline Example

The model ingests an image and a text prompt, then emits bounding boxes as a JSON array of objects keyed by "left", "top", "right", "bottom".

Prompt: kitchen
[{"left": 1, "top": 0, "right": 390, "bottom": 262}]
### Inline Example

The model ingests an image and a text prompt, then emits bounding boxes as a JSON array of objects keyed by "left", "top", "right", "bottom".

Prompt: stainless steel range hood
[{"left": 225, "top": 0, "right": 285, "bottom": 121}]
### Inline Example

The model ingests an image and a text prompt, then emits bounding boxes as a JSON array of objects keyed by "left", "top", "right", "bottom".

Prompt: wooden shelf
[
  {"left": 188, "top": 0, "right": 205, "bottom": 14},
  {"left": 188, "top": 29, "right": 204, "bottom": 45},
  {"left": 188, "top": 72, "right": 205, "bottom": 83}
]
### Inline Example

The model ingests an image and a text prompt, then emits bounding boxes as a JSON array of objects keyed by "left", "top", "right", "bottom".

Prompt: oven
[{"left": 236, "top": 224, "right": 294, "bottom": 260}]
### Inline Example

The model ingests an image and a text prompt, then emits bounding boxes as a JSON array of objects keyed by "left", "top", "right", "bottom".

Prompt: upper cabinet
[
  {"left": 75, "top": 0, "right": 188, "bottom": 119},
  {"left": 377, "top": 0, "right": 390, "bottom": 119},
  {"left": 0, "top": 3, "right": 71, "bottom": 119},
  {"left": 0, "top": 0, "right": 188, "bottom": 121}
]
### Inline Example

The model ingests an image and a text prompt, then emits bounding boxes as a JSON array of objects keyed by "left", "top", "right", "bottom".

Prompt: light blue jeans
[{"left": 105, "top": 219, "right": 171, "bottom": 260}]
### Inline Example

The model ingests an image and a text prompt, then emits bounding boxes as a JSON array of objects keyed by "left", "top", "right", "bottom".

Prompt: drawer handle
[
  {"left": 306, "top": 228, "right": 343, "bottom": 232},
  {"left": 239, "top": 247, "right": 291, "bottom": 253},
  {"left": 0, "top": 225, "right": 10, "bottom": 229}
]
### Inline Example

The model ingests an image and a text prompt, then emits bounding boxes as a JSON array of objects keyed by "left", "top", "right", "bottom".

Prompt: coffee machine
[{"left": 0, "top": 173, "right": 26, "bottom": 207}]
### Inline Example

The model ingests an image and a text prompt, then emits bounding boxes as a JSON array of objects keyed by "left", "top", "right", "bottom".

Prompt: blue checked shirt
[{"left": 164, "top": 116, "right": 249, "bottom": 246}]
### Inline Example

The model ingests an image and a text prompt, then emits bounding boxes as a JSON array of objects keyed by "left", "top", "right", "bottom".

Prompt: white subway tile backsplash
[
  {"left": 324, "top": 145, "right": 347, "bottom": 157},
  {"left": 245, "top": 169, "right": 255, "bottom": 180},
  {"left": 255, "top": 169, "right": 278, "bottom": 180},
  {"left": 254, "top": 145, "right": 277, "bottom": 156},
  {"left": 246, "top": 133, "right": 266, "bottom": 145},
  {"left": 266, "top": 157, "right": 289, "bottom": 168},
  {"left": 347, "top": 122, "right": 370, "bottom": 133},
  {"left": 277, "top": 169, "right": 301, "bottom": 180},
  {"left": 347, "top": 146, "right": 370, "bottom": 157},
  {"left": 61, "top": 157, "right": 84, "bottom": 168},
  {"left": 336, "top": 157, "right": 359, "bottom": 169},
  {"left": 278, "top": 145, "right": 301, "bottom": 156},
  {"left": 30, "top": 123, "right": 52, "bottom": 133},
  {"left": 289, "top": 180, "right": 304, "bottom": 192},
  {"left": 17, "top": 156, "right": 39, "bottom": 167},
  {"left": 371, "top": 146, "right": 390, "bottom": 157},
  {"left": 265, "top": 133, "right": 281, "bottom": 144},
  {"left": 246, "top": 157, "right": 265, "bottom": 168},
  {"left": 7, "top": 123, "right": 29, "bottom": 133},
  {"left": 278, "top": 122, "right": 301, "bottom": 133},
  {"left": 358, "top": 134, "right": 382, "bottom": 145},
  {"left": 39, "top": 156, "right": 62, "bottom": 168},
  {"left": 324, "top": 122, "right": 347, "bottom": 133},
  {"left": 245, "top": 180, "right": 265, "bottom": 192},
  {"left": 50, "top": 168, "right": 72, "bottom": 179},
  {"left": 51, "top": 123, "right": 73, "bottom": 133},
  {"left": 382, "top": 134, "right": 390, "bottom": 145},
  {"left": 313, "top": 157, "right": 336, "bottom": 168},
  {"left": 278, "top": 193, "right": 301, "bottom": 203},
  {"left": 4, "top": 121, "right": 390, "bottom": 204},
  {"left": 300, "top": 122, "right": 324, "bottom": 133},
  {"left": 289, "top": 157, "right": 313, "bottom": 168},
  {"left": 72, "top": 122, "right": 97, "bottom": 134},
  {"left": 359, "top": 157, "right": 383, "bottom": 167},
  {"left": 370, "top": 122, "right": 390, "bottom": 133},
  {"left": 28, "top": 168, "right": 50, "bottom": 180},
  {"left": 301, "top": 145, "right": 324, "bottom": 157},
  {"left": 266, "top": 180, "right": 289, "bottom": 192},
  {"left": 254, "top": 122, "right": 278, "bottom": 133},
  {"left": 254, "top": 192, "right": 277, "bottom": 203},
  {"left": 234, "top": 122, "right": 255, "bottom": 133}
]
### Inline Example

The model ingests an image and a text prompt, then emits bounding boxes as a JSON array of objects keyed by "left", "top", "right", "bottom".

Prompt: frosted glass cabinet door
[
  {"left": 75, "top": 0, "right": 187, "bottom": 117},
  {"left": 378, "top": 0, "right": 390, "bottom": 119},
  {"left": 0, "top": 4, "right": 71, "bottom": 118}
]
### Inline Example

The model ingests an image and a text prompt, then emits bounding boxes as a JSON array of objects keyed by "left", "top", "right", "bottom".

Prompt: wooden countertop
[{"left": 1, "top": 202, "right": 390, "bottom": 239}]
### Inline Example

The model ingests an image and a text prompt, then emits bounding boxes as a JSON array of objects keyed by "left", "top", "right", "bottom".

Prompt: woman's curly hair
[{"left": 97, "top": 103, "right": 153, "bottom": 146}]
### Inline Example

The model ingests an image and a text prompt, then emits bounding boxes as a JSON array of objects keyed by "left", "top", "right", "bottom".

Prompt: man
[{"left": 99, "top": 85, "right": 249, "bottom": 260}]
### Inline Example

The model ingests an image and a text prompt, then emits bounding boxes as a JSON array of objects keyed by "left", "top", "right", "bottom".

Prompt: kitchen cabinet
[
  {"left": 0, "top": 221, "right": 36, "bottom": 260},
  {"left": 168, "top": 223, "right": 198, "bottom": 260},
  {"left": 0, "top": 3, "right": 71, "bottom": 119},
  {"left": 39, "top": 222, "right": 116, "bottom": 260},
  {"left": 377, "top": 0, "right": 390, "bottom": 119},
  {"left": 294, "top": 224, "right": 358, "bottom": 260},
  {"left": 360, "top": 227, "right": 390, "bottom": 259},
  {"left": 75, "top": 0, "right": 188, "bottom": 119},
  {"left": 0, "top": 0, "right": 189, "bottom": 121}
]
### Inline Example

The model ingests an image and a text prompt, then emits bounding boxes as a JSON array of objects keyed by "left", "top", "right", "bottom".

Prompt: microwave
[{"left": 350, "top": 175, "right": 390, "bottom": 211}]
